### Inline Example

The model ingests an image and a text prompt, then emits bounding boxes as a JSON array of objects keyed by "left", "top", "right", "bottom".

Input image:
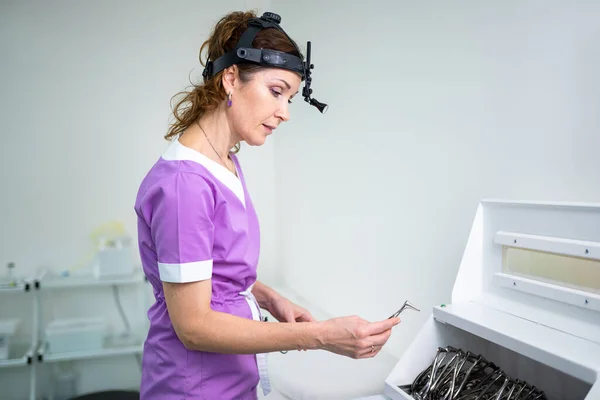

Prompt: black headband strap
[{"left": 201, "top": 12, "right": 328, "bottom": 113}]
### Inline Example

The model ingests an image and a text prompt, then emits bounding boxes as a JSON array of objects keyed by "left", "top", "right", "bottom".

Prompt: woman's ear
[{"left": 221, "top": 65, "right": 238, "bottom": 94}]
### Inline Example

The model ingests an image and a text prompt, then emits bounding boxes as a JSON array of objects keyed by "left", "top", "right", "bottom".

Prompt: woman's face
[{"left": 225, "top": 67, "right": 302, "bottom": 146}]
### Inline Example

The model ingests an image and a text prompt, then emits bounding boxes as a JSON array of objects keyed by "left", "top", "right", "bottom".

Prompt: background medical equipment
[
  {"left": 45, "top": 317, "right": 107, "bottom": 354},
  {"left": 383, "top": 200, "right": 600, "bottom": 400},
  {"left": 87, "top": 221, "right": 136, "bottom": 278},
  {"left": 59, "top": 221, "right": 136, "bottom": 279},
  {"left": 0, "top": 318, "right": 20, "bottom": 360},
  {"left": 93, "top": 236, "right": 135, "bottom": 278},
  {"left": 0, "top": 261, "right": 24, "bottom": 289},
  {"left": 0, "top": 264, "right": 25, "bottom": 361},
  {"left": 202, "top": 11, "right": 329, "bottom": 114}
]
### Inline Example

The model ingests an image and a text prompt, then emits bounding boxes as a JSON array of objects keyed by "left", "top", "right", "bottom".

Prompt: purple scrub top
[{"left": 134, "top": 138, "right": 265, "bottom": 400}]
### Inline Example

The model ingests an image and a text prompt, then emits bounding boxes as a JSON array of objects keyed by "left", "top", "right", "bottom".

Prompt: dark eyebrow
[
  {"left": 273, "top": 78, "right": 299, "bottom": 96},
  {"left": 276, "top": 78, "right": 291, "bottom": 90}
]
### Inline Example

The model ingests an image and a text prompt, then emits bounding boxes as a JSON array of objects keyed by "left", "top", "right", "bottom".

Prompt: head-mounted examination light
[{"left": 202, "top": 12, "right": 328, "bottom": 114}]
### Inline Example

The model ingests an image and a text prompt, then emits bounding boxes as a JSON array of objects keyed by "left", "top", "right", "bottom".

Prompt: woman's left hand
[{"left": 268, "top": 295, "right": 316, "bottom": 323}]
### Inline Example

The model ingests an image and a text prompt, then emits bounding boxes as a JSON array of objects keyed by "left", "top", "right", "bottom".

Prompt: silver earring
[{"left": 227, "top": 92, "right": 232, "bottom": 107}]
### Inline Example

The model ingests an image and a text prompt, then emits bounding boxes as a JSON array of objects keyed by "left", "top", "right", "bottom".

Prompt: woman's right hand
[{"left": 318, "top": 316, "right": 401, "bottom": 359}]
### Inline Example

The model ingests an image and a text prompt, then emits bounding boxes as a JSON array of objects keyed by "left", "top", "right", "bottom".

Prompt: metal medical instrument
[
  {"left": 389, "top": 300, "right": 420, "bottom": 319},
  {"left": 400, "top": 346, "right": 547, "bottom": 400}
]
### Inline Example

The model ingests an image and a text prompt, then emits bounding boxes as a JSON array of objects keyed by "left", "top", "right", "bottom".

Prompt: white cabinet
[{"left": 383, "top": 200, "right": 600, "bottom": 400}]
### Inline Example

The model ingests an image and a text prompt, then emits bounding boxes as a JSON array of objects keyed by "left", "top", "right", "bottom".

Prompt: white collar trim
[{"left": 162, "top": 138, "right": 245, "bottom": 207}]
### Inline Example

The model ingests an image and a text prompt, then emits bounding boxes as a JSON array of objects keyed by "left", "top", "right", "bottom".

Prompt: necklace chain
[{"left": 197, "top": 122, "right": 234, "bottom": 174}]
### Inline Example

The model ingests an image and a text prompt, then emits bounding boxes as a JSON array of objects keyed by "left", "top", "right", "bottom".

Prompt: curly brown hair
[{"left": 164, "top": 10, "right": 302, "bottom": 152}]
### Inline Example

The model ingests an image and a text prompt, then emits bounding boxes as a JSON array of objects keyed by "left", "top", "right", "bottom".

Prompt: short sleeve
[{"left": 149, "top": 172, "right": 215, "bottom": 283}]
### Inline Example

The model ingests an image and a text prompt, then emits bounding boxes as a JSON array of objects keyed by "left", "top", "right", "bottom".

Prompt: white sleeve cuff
[{"left": 158, "top": 260, "right": 213, "bottom": 283}]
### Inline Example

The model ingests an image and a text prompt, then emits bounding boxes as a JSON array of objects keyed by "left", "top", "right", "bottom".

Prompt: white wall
[
  {"left": 2, "top": 0, "right": 600, "bottom": 398},
  {"left": 0, "top": 1, "right": 276, "bottom": 399},
  {"left": 274, "top": 0, "right": 600, "bottom": 361}
]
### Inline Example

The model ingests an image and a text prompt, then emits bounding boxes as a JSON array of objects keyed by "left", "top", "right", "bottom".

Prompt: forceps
[{"left": 389, "top": 301, "right": 420, "bottom": 319}]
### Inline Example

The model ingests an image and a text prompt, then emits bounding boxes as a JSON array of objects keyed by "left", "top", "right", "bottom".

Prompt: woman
[{"left": 134, "top": 10, "right": 400, "bottom": 400}]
